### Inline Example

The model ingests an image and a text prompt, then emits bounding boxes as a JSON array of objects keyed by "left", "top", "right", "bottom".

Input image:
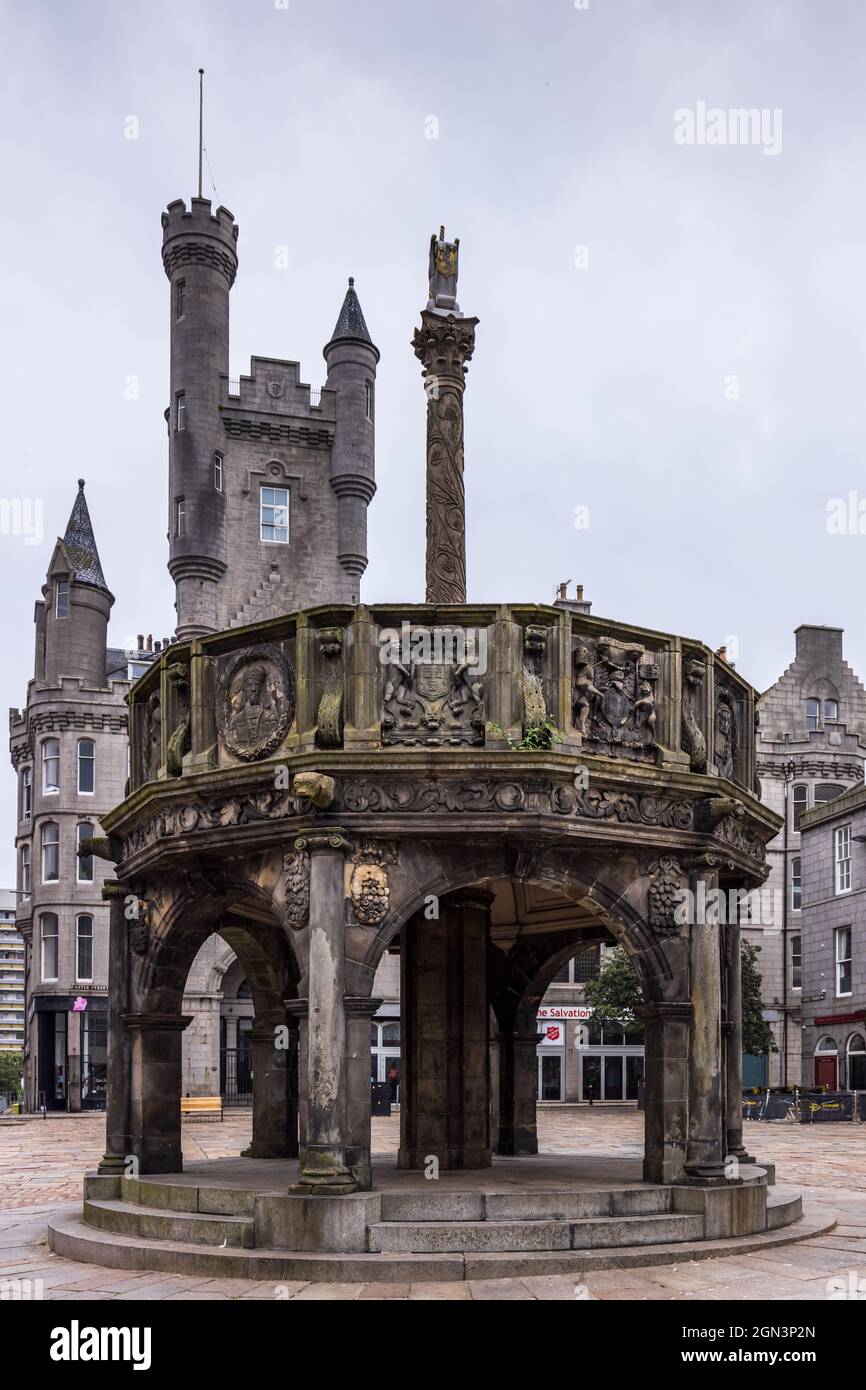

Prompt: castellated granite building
[
  {"left": 754, "top": 625, "right": 866, "bottom": 1087},
  {"left": 8, "top": 485, "right": 158, "bottom": 1109}
]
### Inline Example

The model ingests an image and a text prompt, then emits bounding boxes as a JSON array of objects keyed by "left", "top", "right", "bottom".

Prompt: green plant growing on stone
[
  {"left": 487, "top": 719, "right": 566, "bottom": 751},
  {"left": 0, "top": 1050, "right": 23, "bottom": 1097}
]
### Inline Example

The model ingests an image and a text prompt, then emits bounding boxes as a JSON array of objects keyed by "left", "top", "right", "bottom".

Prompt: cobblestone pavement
[{"left": 1, "top": 1106, "right": 864, "bottom": 1300}]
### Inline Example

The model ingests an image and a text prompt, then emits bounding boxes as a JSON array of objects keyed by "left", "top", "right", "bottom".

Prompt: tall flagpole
[{"left": 197, "top": 68, "right": 204, "bottom": 198}]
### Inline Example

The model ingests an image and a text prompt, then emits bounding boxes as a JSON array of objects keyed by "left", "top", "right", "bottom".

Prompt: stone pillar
[
  {"left": 684, "top": 863, "right": 727, "bottom": 1180},
  {"left": 67, "top": 1008, "right": 81, "bottom": 1113},
  {"left": 242, "top": 1019, "right": 298, "bottom": 1160},
  {"left": 125, "top": 1013, "right": 192, "bottom": 1174},
  {"left": 412, "top": 310, "right": 479, "bottom": 603},
  {"left": 638, "top": 1001, "right": 691, "bottom": 1183},
  {"left": 724, "top": 918, "right": 754, "bottom": 1163},
  {"left": 294, "top": 830, "right": 356, "bottom": 1193},
  {"left": 399, "top": 892, "right": 492, "bottom": 1170},
  {"left": 345, "top": 997, "right": 382, "bottom": 1190},
  {"left": 493, "top": 1022, "right": 540, "bottom": 1156},
  {"left": 99, "top": 886, "right": 131, "bottom": 1174}
]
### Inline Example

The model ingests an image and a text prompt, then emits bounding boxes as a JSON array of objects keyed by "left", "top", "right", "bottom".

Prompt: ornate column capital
[{"left": 293, "top": 828, "right": 351, "bottom": 855}]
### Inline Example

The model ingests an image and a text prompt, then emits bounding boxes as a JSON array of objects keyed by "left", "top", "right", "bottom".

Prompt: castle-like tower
[
  {"left": 9, "top": 485, "right": 154, "bottom": 1111},
  {"left": 161, "top": 197, "right": 378, "bottom": 640}
]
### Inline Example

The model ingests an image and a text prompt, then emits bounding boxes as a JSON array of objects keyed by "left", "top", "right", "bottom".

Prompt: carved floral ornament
[
  {"left": 646, "top": 856, "right": 686, "bottom": 933},
  {"left": 216, "top": 644, "right": 295, "bottom": 761}
]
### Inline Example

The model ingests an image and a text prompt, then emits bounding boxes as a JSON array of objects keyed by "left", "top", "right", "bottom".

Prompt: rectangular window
[
  {"left": 365, "top": 381, "right": 373, "bottom": 420},
  {"left": 76, "top": 824, "right": 94, "bottom": 883},
  {"left": 42, "top": 739, "right": 60, "bottom": 794},
  {"left": 836, "top": 926, "right": 853, "bottom": 996},
  {"left": 41, "top": 822, "right": 59, "bottom": 883},
  {"left": 41, "top": 915, "right": 59, "bottom": 982},
  {"left": 21, "top": 845, "right": 31, "bottom": 897},
  {"left": 21, "top": 766, "right": 32, "bottom": 819},
  {"left": 176, "top": 279, "right": 186, "bottom": 318},
  {"left": 791, "top": 934, "right": 802, "bottom": 991},
  {"left": 76, "top": 915, "right": 94, "bottom": 982},
  {"left": 176, "top": 392, "right": 186, "bottom": 430},
  {"left": 77, "top": 739, "right": 95, "bottom": 794},
  {"left": 835, "top": 825, "right": 852, "bottom": 895},
  {"left": 791, "top": 856, "right": 802, "bottom": 911},
  {"left": 260, "top": 486, "right": 289, "bottom": 544},
  {"left": 214, "top": 452, "right": 223, "bottom": 492},
  {"left": 805, "top": 697, "right": 820, "bottom": 732},
  {"left": 792, "top": 784, "right": 808, "bottom": 831},
  {"left": 56, "top": 580, "right": 69, "bottom": 618},
  {"left": 176, "top": 497, "right": 186, "bottom": 537}
]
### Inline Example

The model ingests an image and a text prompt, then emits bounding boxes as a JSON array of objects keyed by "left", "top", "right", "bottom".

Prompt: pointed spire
[
  {"left": 327, "top": 276, "right": 374, "bottom": 347},
  {"left": 62, "top": 480, "right": 109, "bottom": 591}
]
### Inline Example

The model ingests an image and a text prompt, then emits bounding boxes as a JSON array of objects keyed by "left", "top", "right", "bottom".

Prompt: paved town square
[{"left": 1, "top": 1108, "right": 864, "bottom": 1301}]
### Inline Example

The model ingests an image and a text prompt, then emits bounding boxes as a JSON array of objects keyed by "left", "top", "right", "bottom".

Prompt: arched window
[
  {"left": 76, "top": 824, "right": 94, "bottom": 883},
  {"left": 236, "top": 980, "right": 251, "bottom": 999},
  {"left": 792, "top": 784, "right": 808, "bottom": 830},
  {"left": 848, "top": 1033, "right": 866, "bottom": 1090},
  {"left": 815, "top": 784, "right": 846, "bottom": 807},
  {"left": 41, "top": 821, "right": 59, "bottom": 882},
  {"left": 42, "top": 738, "right": 60, "bottom": 794},
  {"left": 824, "top": 699, "right": 839, "bottom": 723},
  {"left": 805, "top": 697, "right": 821, "bottom": 732},
  {"left": 76, "top": 915, "right": 94, "bottom": 981},
  {"left": 77, "top": 739, "right": 95, "bottom": 794},
  {"left": 41, "top": 913, "right": 59, "bottom": 981}
]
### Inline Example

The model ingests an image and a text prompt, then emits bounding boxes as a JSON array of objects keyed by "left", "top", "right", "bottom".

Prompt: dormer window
[{"left": 56, "top": 580, "right": 69, "bottom": 618}]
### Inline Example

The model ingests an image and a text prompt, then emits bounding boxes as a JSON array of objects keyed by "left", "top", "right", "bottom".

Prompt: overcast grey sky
[{"left": 3, "top": 0, "right": 866, "bottom": 887}]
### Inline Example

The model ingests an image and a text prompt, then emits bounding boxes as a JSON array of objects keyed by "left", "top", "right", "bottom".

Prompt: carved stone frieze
[
  {"left": 715, "top": 815, "right": 766, "bottom": 862},
  {"left": 681, "top": 654, "right": 707, "bottom": 773},
  {"left": 120, "top": 787, "right": 312, "bottom": 860},
  {"left": 572, "top": 636, "right": 658, "bottom": 762},
  {"left": 552, "top": 785, "right": 694, "bottom": 830},
  {"left": 316, "top": 628, "right": 344, "bottom": 749},
  {"left": 217, "top": 644, "right": 295, "bottom": 761},
  {"left": 342, "top": 778, "right": 525, "bottom": 815}
]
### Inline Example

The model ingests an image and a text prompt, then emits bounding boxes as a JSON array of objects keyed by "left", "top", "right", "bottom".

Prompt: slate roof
[
  {"left": 328, "top": 277, "right": 373, "bottom": 346},
  {"left": 62, "top": 480, "right": 108, "bottom": 590}
]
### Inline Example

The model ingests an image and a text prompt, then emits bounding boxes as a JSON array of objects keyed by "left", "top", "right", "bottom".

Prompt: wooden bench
[{"left": 181, "top": 1095, "right": 223, "bottom": 1121}]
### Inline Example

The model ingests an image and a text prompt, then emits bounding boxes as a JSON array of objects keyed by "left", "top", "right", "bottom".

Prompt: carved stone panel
[
  {"left": 522, "top": 625, "right": 548, "bottom": 735},
  {"left": 283, "top": 846, "right": 310, "bottom": 928},
  {"left": 381, "top": 627, "right": 484, "bottom": 746},
  {"left": 573, "top": 636, "right": 658, "bottom": 762},
  {"left": 681, "top": 653, "right": 707, "bottom": 773},
  {"left": 165, "top": 663, "right": 191, "bottom": 777},
  {"left": 142, "top": 691, "right": 162, "bottom": 783},
  {"left": 216, "top": 644, "right": 295, "bottom": 761},
  {"left": 316, "top": 627, "right": 344, "bottom": 749},
  {"left": 647, "top": 855, "right": 686, "bottom": 933},
  {"left": 349, "top": 841, "right": 396, "bottom": 927},
  {"left": 714, "top": 687, "right": 739, "bottom": 782}
]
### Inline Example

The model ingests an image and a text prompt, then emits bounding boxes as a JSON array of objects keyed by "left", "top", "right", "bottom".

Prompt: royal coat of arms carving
[
  {"left": 217, "top": 644, "right": 295, "bottom": 761},
  {"left": 573, "top": 636, "right": 658, "bottom": 762},
  {"left": 349, "top": 841, "right": 396, "bottom": 926},
  {"left": 381, "top": 628, "right": 484, "bottom": 746}
]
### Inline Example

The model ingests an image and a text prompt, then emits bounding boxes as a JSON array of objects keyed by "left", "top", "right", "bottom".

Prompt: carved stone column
[
  {"left": 294, "top": 829, "right": 357, "bottom": 1193},
  {"left": 685, "top": 861, "right": 727, "bottom": 1180},
  {"left": 99, "top": 884, "right": 131, "bottom": 1174},
  {"left": 345, "top": 996, "right": 382, "bottom": 1190},
  {"left": 412, "top": 310, "right": 479, "bottom": 604},
  {"left": 724, "top": 917, "right": 754, "bottom": 1163}
]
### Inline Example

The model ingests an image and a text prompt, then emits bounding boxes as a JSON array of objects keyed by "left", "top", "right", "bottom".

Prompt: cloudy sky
[{"left": 2, "top": 0, "right": 866, "bottom": 886}]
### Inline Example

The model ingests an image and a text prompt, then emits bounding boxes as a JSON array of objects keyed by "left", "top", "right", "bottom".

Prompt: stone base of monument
[{"left": 47, "top": 1156, "right": 828, "bottom": 1283}]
